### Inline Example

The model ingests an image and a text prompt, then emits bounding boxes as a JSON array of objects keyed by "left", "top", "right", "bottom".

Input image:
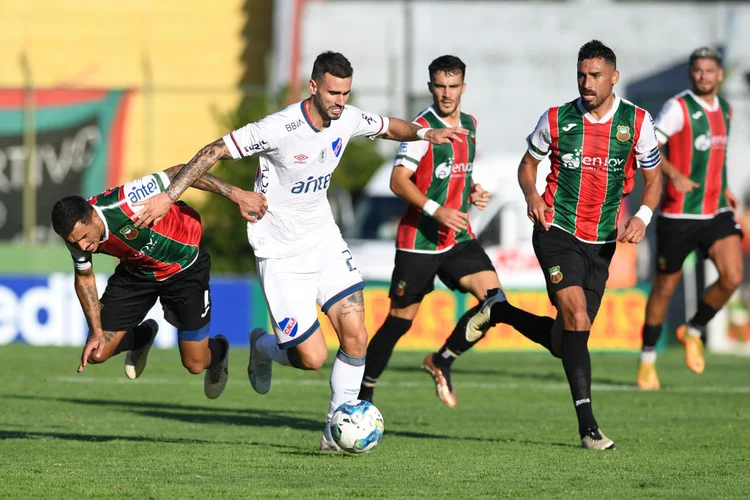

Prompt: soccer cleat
[
  {"left": 247, "top": 328, "right": 273, "bottom": 394},
  {"left": 124, "top": 319, "right": 159, "bottom": 380},
  {"left": 676, "top": 325, "right": 706, "bottom": 374},
  {"left": 637, "top": 361, "right": 661, "bottom": 390},
  {"left": 581, "top": 428, "right": 615, "bottom": 450},
  {"left": 466, "top": 288, "right": 507, "bottom": 342},
  {"left": 204, "top": 335, "right": 229, "bottom": 399},
  {"left": 320, "top": 423, "right": 342, "bottom": 452},
  {"left": 421, "top": 353, "right": 457, "bottom": 408},
  {"left": 358, "top": 384, "right": 375, "bottom": 404}
]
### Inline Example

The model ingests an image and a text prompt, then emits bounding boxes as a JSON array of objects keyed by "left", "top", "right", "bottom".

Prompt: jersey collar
[
  {"left": 300, "top": 100, "right": 321, "bottom": 133},
  {"left": 576, "top": 94, "right": 621, "bottom": 124},
  {"left": 93, "top": 204, "right": 110, "bottom": 242}
]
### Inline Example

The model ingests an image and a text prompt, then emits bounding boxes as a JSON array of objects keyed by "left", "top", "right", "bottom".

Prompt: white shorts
[{"left": 256, "top": 231, "right": 364, "bottom": 349}]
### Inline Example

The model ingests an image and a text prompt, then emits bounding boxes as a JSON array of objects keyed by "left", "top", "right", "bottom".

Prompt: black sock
[
  {"left": 361, "top": 316, "right": 413, "bottom": 387},
  {"left": 641, "top": 323, "right": 662, "bottom": 351},
  {"left": 561, "top": 330, "right": 597, "bottom": 435},
  {"left": 113, "top": 321, "right": 155, "bottom": 355},
  {"left": 689, "top": 299, "right": 718, "bottom": 328},
  {"left": 433, "top": 306, "right": 481, "bottom": 369},
  {"left": 490, "top": 302, "right": 554, "bottom": 352},
  {"left": 208, "top": 336, "right": 228, "bottom": 368}
]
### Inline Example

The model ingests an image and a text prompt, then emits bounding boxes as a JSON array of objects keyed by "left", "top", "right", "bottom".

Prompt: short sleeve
[
  {"left": 393, "top": 139, "right": 430, "bottom": 172},
  {"left": 65, "top": 241, "right": 92, "bottom": 271},
  {"left": 348, "top": 106, "right": 389, "bottom": 138},
  {"left": 636, "top": 111, "right": 661, "bottom": 170},
  {"left": 223, "top": 115, "right": 280, "bottom": 159},
  {"left": 526, "top": 110, "right": 552, "bottom": 160},
  {"left": 653, "top": 98, "right": 684, "bottom": 144}
]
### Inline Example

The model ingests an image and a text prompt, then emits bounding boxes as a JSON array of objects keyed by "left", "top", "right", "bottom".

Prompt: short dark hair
[
  {"left": 578, "top": 40, "right": 617, "bottom": 68},
  {"left": 689, "top": 46, "right": 722, "bottom": 68},
  {"left": 51, "top": 195, "right": 94, "bottom": 238},
  {"left": 311, "top": 51, "right": 353, "bottom": 81},
  {"left": 428, "top": 55, "right": 466, "bottom": 81}
]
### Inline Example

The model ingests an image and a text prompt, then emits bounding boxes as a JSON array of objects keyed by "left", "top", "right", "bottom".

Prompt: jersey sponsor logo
[
  {"left": 294, "top": 154, "right": 308, "bottom": 164},
  {"left": 548, "top": 265, "right": 563, "bottom": 284},
  {"left": 616, "top": 125, "right": 631, "bottom": 142},
  {"left": 560, "top": 151, "right": 625, "bottom": 171},
  {"left": 693, "top": 133, "right": 727, "bottom": 152},
  {"left": 119, "top": 225, "right": 139, "bottom": 240},
  {"left": 291, "top": 173, "right": 332, "bottom": 194},
  {"left": 258, "top": 164, "right": 269, "bottom": 194},
  {"left": 139, "top": 235, "right": 157, "bottom": 256},
  {"left": 562, "top": 123, "right": 577, "bottom": 132},
  {"left": 280, "top": 317, "right": 299, "bottom": 337},
  {"left": 435, "top": 158, "right": 473, "bottom": 179},
  {"left": 319, "top": 148, "right": 328, "bottom": 163},
  {"left": 692, "top": 111, "right": 703, "bottom": 120},
  {"left": 243, "top": 140, "right": 269, "bottom": 154},
  {"left": 361, "top": 113, "right": 377, "bottom": 126},
  {"left": 332, "top": 137, "right": 343, "bottom": 158},
  {"left": 285, "top": 119, "right": 304, "bottom": 132},
  {"left": 125, "top": 176, "right": 160, "bottom": 205},
  {"left": 398, "top": 143, "right": 408, "bottom": 154}
]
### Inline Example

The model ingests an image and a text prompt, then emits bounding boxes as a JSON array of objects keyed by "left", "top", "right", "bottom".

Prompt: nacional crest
[
  {"left": 119, "top": 225, "right": 139, "bottom": 240},
  {"left": 548, "top": 266, "right": 563, "bottom": 284},
  {"left": 616, "top": 125, "right": 631, "bottom": 143}
]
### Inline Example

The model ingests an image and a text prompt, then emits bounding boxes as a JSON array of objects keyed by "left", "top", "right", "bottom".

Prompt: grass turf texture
[{"left": 1, "top": 345, "right": 748, "bottom": 499}]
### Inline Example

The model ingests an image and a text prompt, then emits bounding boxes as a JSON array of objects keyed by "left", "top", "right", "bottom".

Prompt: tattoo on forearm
[
  {"left": 193, "top": 174, "right": 234, "bottom": 199},
  {"left": 75, "top": 275, "right": 103, "bottom": 335},
  {"left": 166, "top": 139, "right": 231, "bottom": 201},
  {"left": 341, "top": 291, "right": 365, "bottom": 317},
  {"left": 103, "top": 331, "right": 115, "bottom": 343}
]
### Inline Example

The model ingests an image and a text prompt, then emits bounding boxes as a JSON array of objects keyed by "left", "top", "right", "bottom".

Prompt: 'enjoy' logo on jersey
[
  {"left": 291, "top": 174, "right": 332, "bottom": 194},
  {"left": 332, "top": 138, "right": 343, "bottom": 158},
  {"left": 694, "top": 133, "right": 727, "bottom": 152},
  {"left": 435, "top": 158, "right": 473, "bottom": 180},
  {"left": 560, "top": 150, "right": 625, "bottom": 171}
]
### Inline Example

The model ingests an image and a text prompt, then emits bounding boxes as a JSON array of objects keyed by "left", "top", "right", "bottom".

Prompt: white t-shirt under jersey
[{"left": 223, "top": 100, "right": 389, "bottom": 259}]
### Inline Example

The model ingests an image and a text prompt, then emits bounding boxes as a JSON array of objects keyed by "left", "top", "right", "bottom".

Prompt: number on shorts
[{"left": 342, "top": 249, "right": 357, "bottom": 271}]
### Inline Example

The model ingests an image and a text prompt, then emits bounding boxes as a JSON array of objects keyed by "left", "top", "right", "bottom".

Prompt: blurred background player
[
  {"left": 131, "top": 51, "right": 467, "bottom": 450},
  {"left": 637, "top": 47, "right": 743, "bottom": 389},
  {"left": 466, "top": 40, "right": 662, "bottom": 449},
  {"left": 51, "top": 166, "right": 267, "bottom": 399},
  {"left": 357, "top": 55, "right": 500, "bottom": 408}
]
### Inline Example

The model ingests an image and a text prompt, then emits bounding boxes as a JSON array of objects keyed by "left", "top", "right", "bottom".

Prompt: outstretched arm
[
  {"left": 163, "top": 164, "right": 267, "bottom": 222},
  {"left": 380, "top": 117, "right": 469, "bottom": 144},
  {"left": 74, "top": 267, "right": 106, "bottom": 372}
]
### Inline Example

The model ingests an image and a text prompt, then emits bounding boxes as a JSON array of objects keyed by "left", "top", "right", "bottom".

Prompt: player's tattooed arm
[
  {"left": 73, "top": 267, "right": 104, "bottom": 338},
  {"left": 165, "top": 139, "right": 233, "bottom": 202},
  {"left": 164, "top": 164, "right": 234, "bottom": 199},
  {"left": 340, "top": 290, "right": 365, "bottom": 317}
]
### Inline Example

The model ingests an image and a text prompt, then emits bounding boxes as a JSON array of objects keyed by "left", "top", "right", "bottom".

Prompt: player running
[
  {"left": 465, "top": 40, "right": 662, "bottom": 449},
  {"left": 51, "top": 165, "right": 267, "bottom": 398},
  {"left": 357, "top": 55, "right": 505, "bottom": 408},
  {"left": 132, "top": 51, "right": 467, "bottom": 450},
  {"left": 637, "top": 47, "right": 742, "bottom": 389}
]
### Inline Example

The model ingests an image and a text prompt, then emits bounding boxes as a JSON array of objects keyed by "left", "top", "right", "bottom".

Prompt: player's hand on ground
[
  {"left": 526, "top": 194, "right": 552, "bottom": 231},
  {"left": 470, "top": 183, "right": 491, "bottom": 210},
  {"left": 725, "top": 187, "right": 739, "bottom": 210},
  {"left": 424, "top": 127, "right": 469, "bottom": 145},
  {"left": 671, "top": 172, "right": 699, "bottom": 193},
  {"left": 233, "top": 190, "right": 268, "bottom": 222},
  {"left": 133, "top": 192, "right": 174, "bottom": 228},
  {"left": 434, "top": 206, "right": 470, "bottom": 232},
  {"left": 78, "top": 334, "right": 105, "bottom": 373},
  {"left": 618, "top": 216, "right": 647, "bottom": 244}
]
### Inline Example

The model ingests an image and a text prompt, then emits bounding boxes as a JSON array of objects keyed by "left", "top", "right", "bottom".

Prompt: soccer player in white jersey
[{"left": 134, "top": 51, "right": 468, "bottom": 450}]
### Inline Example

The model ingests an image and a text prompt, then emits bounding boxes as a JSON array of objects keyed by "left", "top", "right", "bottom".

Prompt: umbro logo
[
  {"left": 562, "top": 123, "right": 577, "bottom": 132},
  {"left": 692, "top": 111, "right": 703, "bottom": 120},
  {"left": 294, "top": 154, "right": 308, "bottom": 164}
]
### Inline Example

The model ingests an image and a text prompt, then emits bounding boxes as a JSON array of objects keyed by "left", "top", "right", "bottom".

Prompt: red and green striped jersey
[
  {"left": 86, "top": 172, "right": 202, "bottom": 280},
  {"left": 394, "top": 107, "right": 477, "bottom": 252},
  {"left": 654, "top": 90, "right": 732, "bottom": 217},
  {"left": 527, "top": 96, "right": 660, "bottom": 243}
]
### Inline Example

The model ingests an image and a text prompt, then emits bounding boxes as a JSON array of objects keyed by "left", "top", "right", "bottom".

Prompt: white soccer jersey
[
  {"left": 223, "top": 101, "right": 389, "bottom": 258},
  {"left": 653, "top": 90, "right": 722, "bottom": 144}
]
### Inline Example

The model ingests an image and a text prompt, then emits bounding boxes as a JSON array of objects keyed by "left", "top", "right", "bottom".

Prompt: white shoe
[
  {"left": 204, "top": 335, "right": 229, "bottom": 399},
  {"left": 247, "top": 328, "right": 272, "bottom": 394},
  {"left": 124, "top": 319, "right": 159, "bottom": 380},
  {"left": 581, "top": 428, "right": 615, "bottom": 450},
  {"left": 465, "top": 288, "right": 507, "bottom": 342},
  {"left": 320, "top": 423, "right": 342, "bottom": 452}
]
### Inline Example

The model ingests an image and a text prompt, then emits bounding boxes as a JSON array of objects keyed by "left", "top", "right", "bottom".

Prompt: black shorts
[
  {"left": 532, "top": 226, "right": 616, "bottom": 321},
  {"left": 656, "top": 211, "right": 742, "bottom": 274},
  {"left": 99, "top": 248, "right": 212, "bottom": 333},
  {"left": 388, "top": 239, "right": 495, "bottom": 308}
]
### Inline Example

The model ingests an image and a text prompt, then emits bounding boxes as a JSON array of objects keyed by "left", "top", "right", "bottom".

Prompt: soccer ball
[{"left": 330, "top": 400, "right": 384, "bottom": 453}]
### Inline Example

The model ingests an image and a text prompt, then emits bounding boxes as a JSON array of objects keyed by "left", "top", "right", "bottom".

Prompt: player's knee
[
  {"left": 564, "top": 310, "right": 590, "bottom": 331},
  {"left": 720, "top": 268, "right": 743, "bottom": 292},
  {"left": 341, "top": 328, "right": 368, "bottom": 358},
  {"left": 181, "top": 355, "right": 208, "bottom": 374},
  {"left": 296, "top": 349, "right": 327, "bottom": 370},
  {"left": 88, "top": 350, "right": 110, "bottom": 365}
]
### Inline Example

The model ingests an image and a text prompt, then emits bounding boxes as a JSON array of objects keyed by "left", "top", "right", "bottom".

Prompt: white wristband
[
  {"left": 634, "top": 205, "right": 653, "bottom": 226},
  {"left": 422, "top": 199, "right": 440, "bottom": 217},
  {"left": 416, "top": 128, "right": 431, "bottom": 140}
]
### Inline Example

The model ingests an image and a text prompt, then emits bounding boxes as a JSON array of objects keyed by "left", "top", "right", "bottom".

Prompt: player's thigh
[
  {"left": 159, "top": 250, "right": 212, "bottom": 342},
  {"left": 581, "top": 240, "right": 616, "bottom": 323},
  {"left": 553, "top": 286, "right": 590, "bottom": 330},
  {"left": 439, "top": 240, "right": 500, "bottom": 299},
  {"left": 655, "top": 216, "right": 699, "bottom": 274},
  {"left": 258, "top": 254, "right": 321, "bottom": 351},
  {"left": 178, "top": 337, "right": 211, "bottom": 372},
  {"left": 705, "top": 213, "right": 744, "bottom": 282},
  {"left": 99, "top": 265, "right": 159, "bottom": 337},
  {"left": 532, "top": 227, "right": 586, "bottom": 306},
  {"left": 387, "top": 250, "right": 442, "bottom": 310}
]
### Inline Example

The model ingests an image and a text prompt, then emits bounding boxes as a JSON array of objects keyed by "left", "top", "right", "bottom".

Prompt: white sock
[
  {"left": 256, "top": 332, "right": 291, "bottom": 366},
  {"left": 326, "top": 349, "right": 366, "bottom": 426},
  {"left": 640, "top": 350, "right": 657, "bottom": 363}
]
